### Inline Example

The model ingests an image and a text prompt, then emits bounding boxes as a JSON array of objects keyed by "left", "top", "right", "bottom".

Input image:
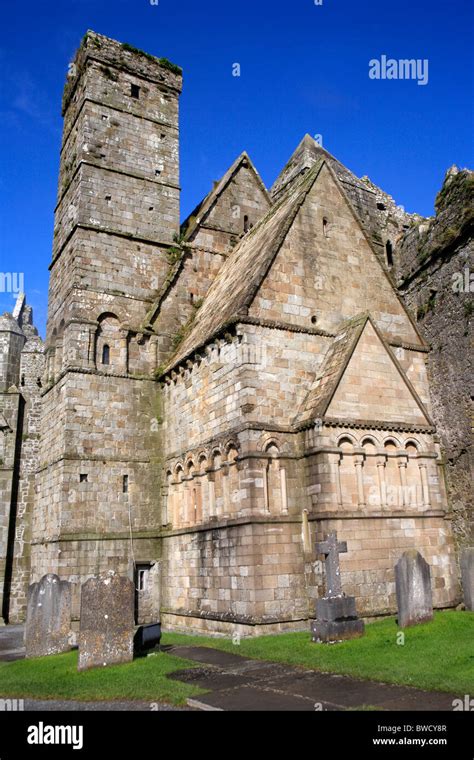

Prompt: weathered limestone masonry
[
  {"left": 32, "top": 31, "right": 184, "bottom": 624},
  {"left": 160, "top": 158, "right": 459, "bottom": 634},
  {"left": 0, "top": 296, "right": 44, "bottom": 623},
  {"left": 396, "top": 167, "right": 474, "bottom": 547},
  {"left": 0, "top": 31, "right": 470, "bottom": 633}
]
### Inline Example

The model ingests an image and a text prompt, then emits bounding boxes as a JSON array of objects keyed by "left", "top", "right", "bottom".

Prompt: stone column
[
  {"left": 222, "top": 465, "right": 230, "bottom": 516},
  {"left": 301, "top": 509, "right": 311, "bottom": 553},
  {"left": 280, "top": 467, "right": 288, "bottom": 514},
  {"left": 201, "top": 473, "right": 208, "bottom": 522},
  {"left": 398, "top": 457, "right": 408, "bottom": 507},
  {"left": 183, "top": 482, "right": 190, "bottom": 525},
  {"left": 119, "top": 330, "right": 129, "bottom": 374},
  {"left": 354, "top": 455, "right": 365, "bottom": 507},
  {"left": 54, "top": 337, "right": 63, "bottom": 377},
  {"left": 208, "top": 474, "right": 215, "bottom": 518},
  {"left": 263, "top": 462, "right": 270, "bottom": 512},
  {"left": 376, "top": 456, "right": 387, "bottom": 509},
  {"left": 418, "top": 463, "right": 430, "bottom": 508},
  {"left": 194, "top": 481, "right": 202, "bottom": 522},
  {"left": 335, "top": 454, "right": 343, "bottom": 508}
]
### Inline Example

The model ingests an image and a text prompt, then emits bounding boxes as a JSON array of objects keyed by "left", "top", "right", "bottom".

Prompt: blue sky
[{"left": 0, "top": 0, "right": 472, "bottom": 337}]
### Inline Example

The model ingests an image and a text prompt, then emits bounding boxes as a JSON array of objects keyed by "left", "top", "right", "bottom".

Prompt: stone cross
[{"left": 316, "top": 531, "right": 347, "bottom": 597}]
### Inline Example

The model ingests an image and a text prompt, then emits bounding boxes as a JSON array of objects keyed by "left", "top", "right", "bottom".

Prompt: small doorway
[{"left": 134, "top": 562, "right": 157, "bottom": 624}]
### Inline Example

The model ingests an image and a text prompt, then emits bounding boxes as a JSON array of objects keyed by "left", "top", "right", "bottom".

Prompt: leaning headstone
[
  {"left": 460, "top": 548, "right": 474, "bottom": 611},
  {"left": 78, "top": 571, "right": 134, "bottom": 671},
  {"left": 311, "top": 531, "right": 365, "bottom": 643},
  {"left": 395, "top": 550, "right": 433, "bottom": 628},
  {"left": 25, "top": 574, "right": 71, "bottom": 658}
]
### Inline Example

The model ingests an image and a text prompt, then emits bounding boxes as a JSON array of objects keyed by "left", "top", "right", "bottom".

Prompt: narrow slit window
[
  {"left": 102, "top": 344, "right": 110, "bottom": 365},
  {"left": 243, "top": 215, "right": 250, "bottom": 233},
  {"left": 323, "top": 218, "right": 329, "bottom": 238},
  {"left": 130, "top": 83, "right": 140, "bottom": 99},
  {"left": 385, "top": 240, "right": 393, "bottom": 267},
  {"left": 123, "top": 474, "right": 129, "bottom": 494}
]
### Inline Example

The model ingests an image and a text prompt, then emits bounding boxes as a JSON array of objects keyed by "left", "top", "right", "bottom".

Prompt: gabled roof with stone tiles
[
  {"left": 163, "top": 158, "right": 326, "bottom": 373},
  {"left": 270, "top": 134, "right": 409, "bottom": 249},
  {"left": 181, "top": 151, "right": 272, "bottom": 241},
  {"left": 296, "top": 314, "right": 433, "bottom": 428},
  {"left": 163, "top": 152, "right": 426, "bottom": 374},
  {"left": 271, "top": 134, "right": 370, "bottom": 200}
]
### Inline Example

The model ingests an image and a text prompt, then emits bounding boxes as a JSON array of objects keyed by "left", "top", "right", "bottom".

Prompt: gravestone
[
  {"left": 311, "top": 531, "right": 365, "bottom": 643},
  {"left": 78, "top": 571, "right": 134, "bottom": 671},
  {"left": 460, "top": 548, "right": 474, "bottom": 611},
  {"left": 25, "top": 574, "right": 71, "bottom": 658},
  {"left": 395, "top": 550, "right": 433, "bottom": 627}
]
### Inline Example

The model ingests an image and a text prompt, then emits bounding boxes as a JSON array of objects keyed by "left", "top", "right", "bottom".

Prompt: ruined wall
[
  {"left": 397, "top": 167, "right": 474, "bottom": 546},
  {"left": 0, "top": 300, "right": 44, "bottom": 623},
  {"left": 7, "top": 335, "right": 45, "bottom": 622},
  {"left": 0, "top": 391, "right": 21, "bottom": 623}
]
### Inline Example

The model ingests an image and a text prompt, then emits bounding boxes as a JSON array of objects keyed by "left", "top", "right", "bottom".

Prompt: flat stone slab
[
  {"left": 187, "top": 684, "right": 316, "bottom": 711},
  {"left": 171, "top": 666, "right": 259, "bottom": 691},
  {"left": 25, "top": 574, "right": 71, "bottom": 658},
  {"left": 167, "top": 645, "right": 458, "bottom": 712},
  {"left": 395, "top": 550, "right": 433, "bottom": 628},
  {"left": 461, "top": 548, "right": 474, "bottom": 611},
  {"left": 78, "top": 572, "right": 134, "bottom": 671},
  {"left": 166, "top": 645, "right": 255, "bottom": 669}
]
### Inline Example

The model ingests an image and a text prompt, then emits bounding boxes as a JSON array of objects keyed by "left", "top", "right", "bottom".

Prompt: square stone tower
[{"left": 33, "top": 32, "right": 183, "bottom": 621}]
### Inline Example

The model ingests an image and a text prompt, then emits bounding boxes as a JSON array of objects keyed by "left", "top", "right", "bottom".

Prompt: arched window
[
  {"left": 405, "top": 441, "right": 418, "bottom": 457},
  {"left": 95, "top": 313, "right": 121, "bottom": 370},
  {"left": 385, "top": 240, "right": 393, "bottom": 268},
  {"left": 338, "top": 436, "right": 354, "bottom": 450}
]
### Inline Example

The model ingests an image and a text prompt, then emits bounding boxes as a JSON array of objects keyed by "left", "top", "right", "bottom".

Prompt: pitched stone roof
[
  {"left": 181, "top": 151, "right": 271, "bottom": 241},
  {"left": 163, "top": 158, "right": 325, "bottom": 372},
  {"left": 271, "top": 134, "right": 406, "bottom": 248}
]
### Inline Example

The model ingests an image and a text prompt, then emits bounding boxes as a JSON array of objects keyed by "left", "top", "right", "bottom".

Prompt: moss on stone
[{"left": 120, "top": 43, "right": 182, "bottom": 75}]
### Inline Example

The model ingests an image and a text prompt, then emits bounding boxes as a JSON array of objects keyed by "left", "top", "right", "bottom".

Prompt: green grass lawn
[
  {"left": 0, "top": 611, "right": 472, "bottom": 703},
  {"left": 0, "top": 650, "right": 205, "bottom": 705},
  {"left": 163, "top": 610, "right": 474, "bottom": 695}
]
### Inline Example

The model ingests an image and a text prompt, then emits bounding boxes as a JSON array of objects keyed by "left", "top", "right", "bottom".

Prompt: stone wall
[
  {"left": 397, "top": 167, "right": 474, "bottom": 546},
  {"left": 0, "top": 298, "right": 44, "bottom": 623},
  {"left": 33, "top": 31, "right": 184, "bottom": 623}
]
